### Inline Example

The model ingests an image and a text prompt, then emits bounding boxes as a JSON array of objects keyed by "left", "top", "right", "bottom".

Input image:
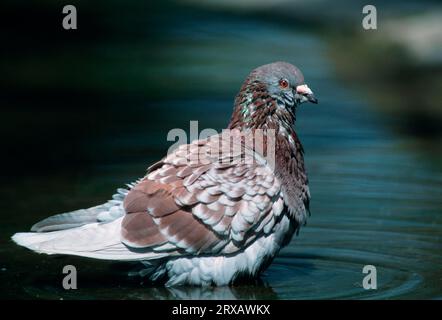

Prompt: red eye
[{"left": 279, "top": 79, "right": 289, "bottom": 89}]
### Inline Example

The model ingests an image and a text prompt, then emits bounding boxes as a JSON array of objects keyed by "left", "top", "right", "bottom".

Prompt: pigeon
[{"left": 12, "top": 61, "right": 318, "bottom": 286}]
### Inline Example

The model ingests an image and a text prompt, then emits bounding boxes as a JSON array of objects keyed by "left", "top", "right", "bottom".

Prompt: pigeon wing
[{"left": 121, "top": 134, "right": 285, "bottom": 256}]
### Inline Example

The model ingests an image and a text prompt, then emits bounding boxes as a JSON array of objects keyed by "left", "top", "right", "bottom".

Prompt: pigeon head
[
  {"left": 251, "top": 62, "right": 317, "bottom": 107},
  {"left": 229, "top": 61, "right": 317, "bottom": 129}
]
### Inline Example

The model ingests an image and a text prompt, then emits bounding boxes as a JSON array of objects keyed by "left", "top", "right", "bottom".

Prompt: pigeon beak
[
  {"left": 306, "top": 94, "right": 318, "bottom": 104},
  {"left": 296, "top": 84, "right": 318, "bottom": 104}
]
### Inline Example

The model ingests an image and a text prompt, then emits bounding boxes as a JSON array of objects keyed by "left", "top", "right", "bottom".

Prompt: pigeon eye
[{"left": 279, "top": 79, "right": 289, "bottom": 89}]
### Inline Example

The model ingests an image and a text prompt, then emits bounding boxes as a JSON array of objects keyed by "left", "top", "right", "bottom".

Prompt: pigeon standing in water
[{"left": 13, "top": 62, "right": 318, "bottom": 286}]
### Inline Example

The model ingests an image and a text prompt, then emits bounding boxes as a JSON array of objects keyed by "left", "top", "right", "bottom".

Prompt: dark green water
[{"left": 1, "top": 0, "right": 441, "bottom": 299}]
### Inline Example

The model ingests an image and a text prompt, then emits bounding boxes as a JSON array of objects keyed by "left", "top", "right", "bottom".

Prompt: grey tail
[{"left": 30, "top": 187, "right": 132, "bottom": 232}]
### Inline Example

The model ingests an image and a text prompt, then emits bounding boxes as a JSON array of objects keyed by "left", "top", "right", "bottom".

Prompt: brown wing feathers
[{"left": 121, "top": 136, "right": 283, "bottom": 256}]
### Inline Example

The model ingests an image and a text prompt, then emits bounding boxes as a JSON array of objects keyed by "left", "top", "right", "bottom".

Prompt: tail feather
[
  {"left": 30, "top": 187, "right": 131, "bottom": 232},
  {"left": 30, "top": 206, "right": 108, "bottom": 232},
  {"left": 12, "top": 218, "right": 167, "bottom": 261},
  {"left": 12, "top": 181, "right": 168, "bottom": 261}
]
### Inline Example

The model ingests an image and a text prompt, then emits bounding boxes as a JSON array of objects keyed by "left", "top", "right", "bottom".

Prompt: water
[{"left": 1, "top": 1, "right": 441, "bottom": 299}]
